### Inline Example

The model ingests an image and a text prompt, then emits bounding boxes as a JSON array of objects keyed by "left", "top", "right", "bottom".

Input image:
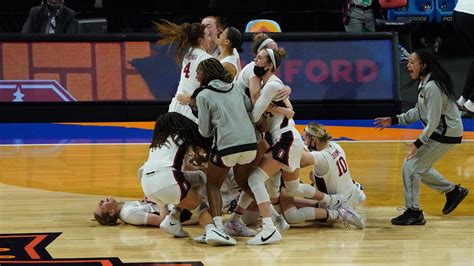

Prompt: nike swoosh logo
[
  {"left": 261, "top": 230, "right": 277, "bottom": 242},
  {"left": 212, "top": 230, "right": 230, "bottom": 240},
  {"left": 170, "top": 222, "right": 177, "bottom": 226},
  {"left": 336, "top": 200, "right": 340, "bottom": 206}
]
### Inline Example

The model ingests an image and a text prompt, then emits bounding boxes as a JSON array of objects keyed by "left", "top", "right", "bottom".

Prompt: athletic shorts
[
  {"left": 210, "top": 150, "right": 257, "bottom": 168},
  {"left": 141, "top": 170, "right": 191, "bottom": 205},
  {"left": 271, "top": 130, "right": 304, "bottom": 172}
]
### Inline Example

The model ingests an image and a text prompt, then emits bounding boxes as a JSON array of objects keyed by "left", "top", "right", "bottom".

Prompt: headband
[
  {"left": 257, "top": 38, "right": 275, "bottom": 52},
  {"left": 266, "top": 48, "right": 276, "bottom": 69}
]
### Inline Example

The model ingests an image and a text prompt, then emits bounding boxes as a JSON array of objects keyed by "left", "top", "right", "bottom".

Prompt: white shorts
[
  {"left": 211, "top": 150, "right": 257, "bottom": 168},
  {"left": 141, "top": 170, "right": 191, "bottom": 205},
  {"left": 168, "top": 97, "right": 198, "bottom": 123},
  {"left": 271, "top": 129, "right": 304, "bottom": 173}
]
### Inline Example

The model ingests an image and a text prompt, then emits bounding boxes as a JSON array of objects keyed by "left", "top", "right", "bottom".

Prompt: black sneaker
[
  {"left": 443, "top": 185, "right": 469, "bottom": 214},
  {"left": 391, "top": 209, "right": 426, "bottom": 225}
]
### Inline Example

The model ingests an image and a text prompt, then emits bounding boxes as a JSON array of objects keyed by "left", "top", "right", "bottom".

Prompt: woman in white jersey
[
  {"left": 154, "top": 20, "right": 212, "bottom": 122},
  {"left": 218, "top": 26, "right": 243, "bottom": 78},
  {"left": 93, "top": 196, "right": 212, "bottom": 227},
  {"left": 300, "top": 122, "right": 366, "bottom": 209},
  {"left": 140, "top": 112, "right": 212, "bottom": 238},
  {"left": 278, "top": 122, "right": 365, "bottom": 229},
  {"left": 240, "top": 47, "right": 305, "bottom": 245}
]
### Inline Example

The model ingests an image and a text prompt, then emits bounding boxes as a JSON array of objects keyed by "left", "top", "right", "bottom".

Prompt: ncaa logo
[{"left": 277, "top": 149, "right": 285, "bottom": 159}]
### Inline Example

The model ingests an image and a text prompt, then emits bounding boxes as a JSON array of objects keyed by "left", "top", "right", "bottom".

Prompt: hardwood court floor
[{"left": 0, "top": 141, "right": 473, "bottom": 265}]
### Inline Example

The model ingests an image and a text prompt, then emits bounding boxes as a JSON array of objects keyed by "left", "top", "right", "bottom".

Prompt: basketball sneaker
[
  {"left": 160, "top": 214, "right": 189, "bottom": 238},
  {"left": 205, "top": 224, "right": 237, "bottom": 246},
  {"left": 247, "top": 225, "right": 282, "bottom": 245},
  {"left": 338, "top": 203, "right": 364, "bottom": 229},
  {"left": 443, "top": 185, "right": 469, "bottom": 214},
  {"left": 391, "top": 208, "right": 426, "bottom": 225},
  {"left": 224, "top": 220, "right": 257, "bottom": 237},
  {"left": 193, "top": 234, "right": 207, "bottom": 244}
]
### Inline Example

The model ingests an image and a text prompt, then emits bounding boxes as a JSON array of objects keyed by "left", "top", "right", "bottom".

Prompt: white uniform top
[
  {"left": 234, "top": 61, "right": 256, "bottom": 92},
  {"left": 311, "top": 142, "right": 356, "bottom": 196},
  {"left": 176, "top": 47, "right": 212, "bottom": 96},
  {"left": 141, "top": 137, "right": 188, "bottom": 187},
  {"left": 455, "top": 0, "right": 474, "bottom": 14},
  {"left": 119, "top": 200, "right": 159, "bottom": 226},
  {"left": 220, "top": 53, "right": 241, "bottom": 76},
  {"left": 252, "top": 74, "right": 296, "bottom": 138}
]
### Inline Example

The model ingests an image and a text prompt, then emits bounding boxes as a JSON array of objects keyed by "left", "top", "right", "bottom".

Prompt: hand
[
  {"left": 282, "top": 108, "right": 295, "bottom": 119},
  {"left": 177, "top": 93, "right": 191, "bottom": 105},
  {"left": 406, "top": 144, "right": 417, "bottom": 160},
  {"left": 276, "top": 85, "right": 292, "bottom": 99},
  {"left": 374, "top": 117, "right": 392, "bottom": 130}
]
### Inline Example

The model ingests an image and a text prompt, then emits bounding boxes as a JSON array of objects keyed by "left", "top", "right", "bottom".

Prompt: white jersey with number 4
[
  {"left": 311, "top": 142, "right": 355, "bottom": 196},
  {"left": 176, "top": 47, "right": 212, "bottom": 96}
]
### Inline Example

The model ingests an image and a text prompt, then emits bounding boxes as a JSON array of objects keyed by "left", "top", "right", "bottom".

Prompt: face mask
[{"left": 253, "top": 65, "right": 269, "bottom": 77}]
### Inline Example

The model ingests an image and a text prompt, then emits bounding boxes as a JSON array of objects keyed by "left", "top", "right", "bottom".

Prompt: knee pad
[
  {"left": 265, "top": 173, "right": 281, "bottom": 199},
  {"left": 283, "top": 207, "right": 305, "bottom": 224},
  {"left": 248, "top": 168, "right": 270, "bottom": 204}
]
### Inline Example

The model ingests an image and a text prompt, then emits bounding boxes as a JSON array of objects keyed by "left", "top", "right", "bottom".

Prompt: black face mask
[{"left": 253, "top": 65, "right": 269, "bottom": 77}]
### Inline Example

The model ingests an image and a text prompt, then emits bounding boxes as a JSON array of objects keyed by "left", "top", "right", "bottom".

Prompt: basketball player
[
  {"left": 218, "top": 27, "right": 243, "bottom": 78},
  {"left": 140, "top": 112, "right": 212, "bottom": 238},
  {"left": 300, "top": 122, "right": 366, "bottom": 210},
  {"left": 201, "top": 16, "right": 225, "bottom": 58},
  {"left": 190, "top": 58, "right": 258, "bottom": 246},
  {"left": 239, "top": 47, "right": 307, "bottom": 245},
  {"left": 278, "top": 122, "right": 365, "bottom": 229},
  {"left": 154, "top": 20, "right": 212, "bottom": 122},
  {"left": 93, "top": 197, "right": 211, "bottom": 227}
]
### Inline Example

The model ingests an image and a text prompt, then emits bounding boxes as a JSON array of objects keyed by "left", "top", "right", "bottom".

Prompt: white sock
[
  {"left": 213, "top": 216, "right": 223, "bottom": 230},
  {"left": 457, "top": 96, "right": 467, "bottom": 106},
  {"left": 229, "top": 212, "right": 242, "bottom": 222},
  {"left": 270, "top": 204, "right": 280, "bottom": 219},
  {"left": 169, "top": 207, "right": 181, "bottom": 220},
  {"left": 464, "top": 100, "right": 474, "bottom": 112},
  {"left": 319, "top": 194, "right": 332, "bottom": 206},
  {"left": 262, "top": 217, "right": 275, "bottom": 228},
  {"left": 327, "top": 209, "right": 339, "bottom": 221}
]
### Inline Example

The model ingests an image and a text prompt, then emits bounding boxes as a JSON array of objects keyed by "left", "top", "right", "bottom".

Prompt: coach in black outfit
[{"left": 22, "top": 0, "right": 78, "bottom": 34}]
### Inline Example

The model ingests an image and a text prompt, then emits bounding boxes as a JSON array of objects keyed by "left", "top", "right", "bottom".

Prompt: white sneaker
[
  {"left": 160, "top": 214, "right": 189, "bottom": 238},
  {"left": 274, "top": 215, "right": 290, "bottom": 233},
  {"left": 193, "top": 234, "right": 206, "bottom": 244},
  {"left": 224, "top": 220, "right": 257, "bottom": 237},
  {"left": 247, "top": 225, "right": 281, "bottom": 245},
  {"left": 354, "top": 181, "right": 367, "bottom": 202},
  {"left": 338, "top": 203, "right": 364, "bottom": 229},
  {"left": 205, "top": 224, "right": 237, "bottom": 246}
]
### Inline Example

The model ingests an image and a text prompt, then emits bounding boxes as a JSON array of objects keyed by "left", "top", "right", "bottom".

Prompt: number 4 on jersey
[{"left": 183, "top": 62, "right": 191, "bottom": 78}]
